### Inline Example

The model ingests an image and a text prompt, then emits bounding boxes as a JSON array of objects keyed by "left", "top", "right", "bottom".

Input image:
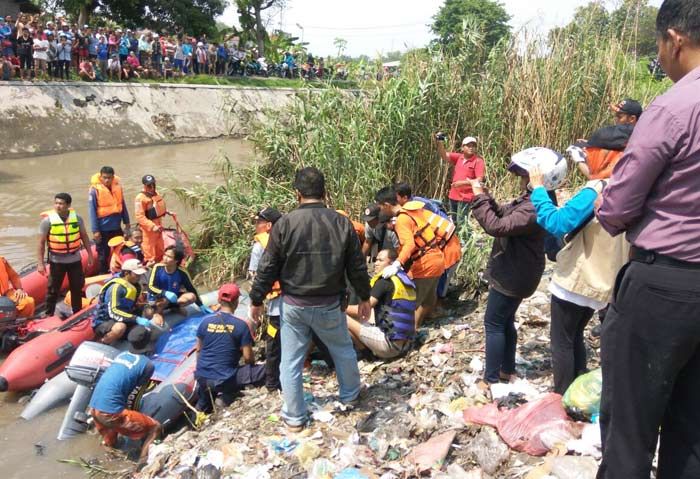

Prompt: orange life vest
[
  {"left": 136, "top": 191, "right": 167, "bottom": 222},
  {"left": 90, "top": 173, "right": 125, "bottom": 218},
  {"left": 585, "top": 148, "right": 624, "bottom": 180},
  {"left": 398, "top": 201, "right": 456, "bottom": 261},
  {"left": 41, "top": 208, "right": 83, "bottom": 255},
  {"left": 336, "top": 210, "right": 366, "bottom": 244},
  {"left": 254, "top": 232, "right": 282, "bottom": 299}
]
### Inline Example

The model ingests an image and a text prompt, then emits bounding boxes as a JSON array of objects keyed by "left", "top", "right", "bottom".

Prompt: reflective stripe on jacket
[
  {"left": 43, "top": 209, "right": 82, "bottom": 254},
  {"left": 398, "top": 201, "right": 455, "bottom": 261},
  {"left": 370, "top": 271, "right": 416, "bottom": 341},
  {"left": 254, "top": 232, "right": 282, "bottom": 299},
  {"left": 94, "top": 276, "right": 140, "bottom": 326}
]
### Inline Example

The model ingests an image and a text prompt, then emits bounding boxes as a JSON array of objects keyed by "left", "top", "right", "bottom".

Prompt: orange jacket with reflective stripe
[
  {"left": 254, "top": 232, "right": 282, "bottom": 299},
  {"left": 395, "top": 204, "right": 445, "bottom": 279},
  {"left": 90, "top": 173, "right": 124, "bottom": 218}
]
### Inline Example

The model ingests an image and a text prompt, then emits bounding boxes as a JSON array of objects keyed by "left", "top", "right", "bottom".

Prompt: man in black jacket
[{"left": 250, "top": 167, "right": 371, "bottom": 431}]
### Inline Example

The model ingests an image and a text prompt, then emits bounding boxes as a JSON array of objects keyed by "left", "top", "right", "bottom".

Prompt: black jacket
[
  {"left": 250, "top": 202, "right": 370, "bottom": 306},
  {"left": 471, "top": 191, "right": 545, "bottom": 299}
]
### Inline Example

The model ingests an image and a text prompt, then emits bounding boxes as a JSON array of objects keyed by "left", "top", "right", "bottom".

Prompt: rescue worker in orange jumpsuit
[
  {"left": 88, "top": 166, "right": 131, "bottom": 274},
  {"left": 0, "top": 256, "right": 36, "bottom": 318},
  {"left": 375, "top": 186, "right": 446, "bottom": 329},
  {"left": 134, "top": 175, "right": 168, "bottom": 264}
]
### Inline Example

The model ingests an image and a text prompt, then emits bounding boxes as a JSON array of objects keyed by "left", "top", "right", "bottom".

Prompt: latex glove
[
  {"left": 164, "top": 291, "right": 178, "bottom": 304},
  {"left": 200, "top": 305, "right": 214, "bottom": 314},
  {"left": 381, "top": 260, "right": 402, "bottom": 279},
  {"left": 135, "top": 316, "right": 151, "bottom": 327},
  {"left": 566, "top": 145, "right": 587, "bottom": 163}
]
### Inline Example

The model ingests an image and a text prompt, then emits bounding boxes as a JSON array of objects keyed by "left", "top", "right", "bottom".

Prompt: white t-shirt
[{"left": 33, "top": 38, "right": 49, "bottom": 60}]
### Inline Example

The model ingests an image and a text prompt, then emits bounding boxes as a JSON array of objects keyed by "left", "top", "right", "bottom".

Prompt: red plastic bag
[{"left": 463, "top": 393, "right": 582, "bottom": 456}]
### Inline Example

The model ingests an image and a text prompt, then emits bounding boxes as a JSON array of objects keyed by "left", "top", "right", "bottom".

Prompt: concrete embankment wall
[{"left": 0, "top": 81, "right": 301, "bottom": 158}]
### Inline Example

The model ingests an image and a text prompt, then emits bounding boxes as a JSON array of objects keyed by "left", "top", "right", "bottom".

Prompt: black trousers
[
  {"left": 46, "top": 260, "right": 85, "bottom": 315},
  {"left": 598, "top": 261, "right": 700, "bottom": 479},
  {"left": 95, "top": 229, "right": 123, "bottom": 274},
  {"left": 550, "top": 295, "right": 593, "bottom": 394},
  {"left": 195, "top": 364, "right": 265, "bottom": 413},
  {"left": 265, "top": 315, "right": 282, "bottom": 390}
]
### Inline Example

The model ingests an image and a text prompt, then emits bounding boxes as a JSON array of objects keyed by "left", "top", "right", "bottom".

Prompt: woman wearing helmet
[
  {"left": 468, "top": 147, "right": 562, "bottom": 390},
  {"left": 530, "top": 146, "right": 629, "bottom": 395}
]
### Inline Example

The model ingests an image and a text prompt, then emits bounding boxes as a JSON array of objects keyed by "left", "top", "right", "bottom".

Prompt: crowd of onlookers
[{"left": 0, "top": 13, "right": 352, "bottom": 83}]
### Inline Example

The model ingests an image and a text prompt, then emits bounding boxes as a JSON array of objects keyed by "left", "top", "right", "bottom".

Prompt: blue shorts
[{"left": 174, "top": 59, "right": 183, "bottom": 70}]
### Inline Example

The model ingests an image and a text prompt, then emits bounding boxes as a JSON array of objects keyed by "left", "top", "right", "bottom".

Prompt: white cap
[
  {"left": 462, "top": 136, "right": 477, "bottom": 146},
  {"left": 197, "top": 42, "right": 203, "bottom": 47},
  {"left": 121, "top": 259, "right": 147, "bottom": 275}
]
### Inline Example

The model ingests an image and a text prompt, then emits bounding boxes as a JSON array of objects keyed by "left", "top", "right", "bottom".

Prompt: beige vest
[{"left": 552, "top": 181, "right": 630, "bottom": 304}]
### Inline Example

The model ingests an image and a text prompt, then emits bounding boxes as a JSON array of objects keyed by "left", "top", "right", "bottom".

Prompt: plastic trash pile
[{"left": 126, "top": 272, "right": 605, "bottom": 479}]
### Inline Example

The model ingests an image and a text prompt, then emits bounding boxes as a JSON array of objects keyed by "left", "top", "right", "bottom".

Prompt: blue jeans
[
  {"left": 280, "top": 300, "right": 361, "bottom": 426},
  {"left": 484, "top": 288, "right": 523, "bottom": 383},
  {"left": 449, "top": 199, "right": 472, "bottom": 230}
]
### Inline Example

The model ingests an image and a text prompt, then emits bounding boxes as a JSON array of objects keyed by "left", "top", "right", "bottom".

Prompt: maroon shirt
[{"left": 597, "top": 65, "right": 700, "bottom": 262}]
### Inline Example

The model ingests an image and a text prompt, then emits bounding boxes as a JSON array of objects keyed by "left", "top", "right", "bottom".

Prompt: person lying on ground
[
  {"left": 93, "top": 259, "right": 163, "bottom": 344},
  {"left": 346, "top": 248, "right": 416, "bottom": 359},
  {"left": 194, "top": 283, "right": 265, "bottom": 413},
  {"left": 88, "top": 326, "right": 161, "bottom": 464},
  {"left": 147, "top": 245, "right": 209, "bottom": 315}
]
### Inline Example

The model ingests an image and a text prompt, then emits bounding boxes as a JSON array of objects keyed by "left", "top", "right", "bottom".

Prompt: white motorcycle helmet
[{"left": 508, "top": 147, "right": 567, "bottom": 191}]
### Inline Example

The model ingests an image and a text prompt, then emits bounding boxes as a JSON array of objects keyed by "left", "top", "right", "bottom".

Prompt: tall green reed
[{"left": 177, "top": 16, "right": 669, "bottom": 288}]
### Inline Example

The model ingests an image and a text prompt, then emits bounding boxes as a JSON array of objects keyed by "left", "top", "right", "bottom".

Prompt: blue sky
[{"left": 220, "top": 0, "right": 664, "bottom": 58}]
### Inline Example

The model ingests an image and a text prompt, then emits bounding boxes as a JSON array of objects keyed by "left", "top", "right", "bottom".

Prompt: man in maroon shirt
[
  {"left": 595, "top": 1, "right": 700, "bottom": 478},
  {"left": 436, "top": 134, "right": 485, "bottom": 228}
]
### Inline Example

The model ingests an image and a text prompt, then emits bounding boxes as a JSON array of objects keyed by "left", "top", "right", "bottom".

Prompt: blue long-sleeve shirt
[
  {"left": 530, "top": 186, "right": 598, "bottom": 239},
  {"left": 88, "top": 188, "right": 130, "bottom": 233}
]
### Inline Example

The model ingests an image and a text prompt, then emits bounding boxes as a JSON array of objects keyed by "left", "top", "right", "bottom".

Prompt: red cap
[{"left": 218, "top": 283, "right": 240, "bottom": 303}]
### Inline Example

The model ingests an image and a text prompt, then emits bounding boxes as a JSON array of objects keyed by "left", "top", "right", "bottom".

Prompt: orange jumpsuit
[
  {"left": 134, "top": 191, "right": 167, "bottom": 263},
  {"left": 0, "top": 256, "right": 36, "bottom": 318}
]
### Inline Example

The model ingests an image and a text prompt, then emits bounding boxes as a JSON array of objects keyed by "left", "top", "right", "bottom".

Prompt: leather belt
[{"left": 630, "top": 246, "right": 700, "bottom": 270}]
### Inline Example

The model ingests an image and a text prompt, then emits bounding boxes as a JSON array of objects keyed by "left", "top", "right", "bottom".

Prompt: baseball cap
[
  {"left": 255, "top": 207, "right": 282, "bottom": 224},
  {"left": 462, "top": 136, "right": 477, "bottom": 146},
  {"left": 122, "top": 258, "right": 147, "bottom": 275},
  {"left": 128, "top": 326, "right": 153, "bottom": 354},
  {"left": 142, "top": 174, "right": 156, "bottom": 185},
  {"left": 612, "top": 99, "right": 642, "bottom": 117},
  {"left": 218, "top": 283, "right": 240, "bottom": 303},
  {"left": 575, "top": 124, "right": 633, "bottom": 152},
  {"left": 361, "top": 203, "right": 381, "bottom": 222}
]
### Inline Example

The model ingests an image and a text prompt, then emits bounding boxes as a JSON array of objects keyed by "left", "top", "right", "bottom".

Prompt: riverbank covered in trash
[{"left": 120, "top": 269, "right": 603, "bottom": 479}]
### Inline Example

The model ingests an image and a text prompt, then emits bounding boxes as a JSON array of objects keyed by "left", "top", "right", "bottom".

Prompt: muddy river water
[{"left": 0, "top": 139, "right": 252, "bottom": 478}]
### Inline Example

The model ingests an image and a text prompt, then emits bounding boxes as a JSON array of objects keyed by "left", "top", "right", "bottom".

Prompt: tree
[
  {"left": 58, "top": 0, "right": 225, "bottom": 35},
  {"left": 609, "top": 0, "right": 658, "bottom": 57},
  {"left": 549, "top": 0, "right": 658, "bottom": 57},
  {"left": 333, "top": 37, "right": 347, "bottom": 59},
  {"left": 235, "top": 0, "right": 285, "bottom": 57},
  {"left": 431, "top": 0, "right": 511, "bottom": 51}
]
